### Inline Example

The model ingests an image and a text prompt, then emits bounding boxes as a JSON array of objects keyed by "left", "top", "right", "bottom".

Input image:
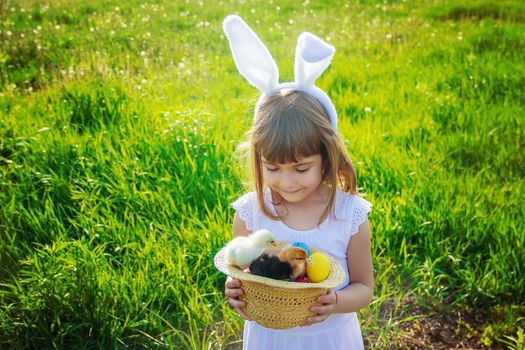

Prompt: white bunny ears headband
[{"left": 223, "top": 15, "right": 338, "bottom": 131}]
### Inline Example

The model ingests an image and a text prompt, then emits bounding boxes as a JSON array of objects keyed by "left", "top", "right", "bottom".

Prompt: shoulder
[
  {"left": 336, "top": 190, "right": 372, "bottom": 214},
  {"left": 351, "top": 194, "right": 373, "bottom": 212},
  {"left": 233, "top": 211, "right": 251, "bottom": 236},
  {"left": 231, "top": 191, "right": 259, "bottom": 231},
  {"left": 231, "top": 191, "right": 257, "bottom": 209},
  {"left": 336, "top": 190, "right": 372, "bottom": 236}
]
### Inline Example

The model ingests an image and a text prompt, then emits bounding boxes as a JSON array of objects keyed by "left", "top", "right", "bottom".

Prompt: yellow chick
[
  {"left": 224, "top": 229, "right": 276, "bottom": 268},
  {"left": 277, "top": 247, "right": 307, "bottom": 280}
]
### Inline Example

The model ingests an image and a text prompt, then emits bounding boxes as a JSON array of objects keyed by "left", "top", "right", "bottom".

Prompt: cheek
[
  {"left": 303, "top": 176, "right": 321, "bottom": 188},
  {"left": 302, "top": 169, "right": 323, "bottom": 187},
  {"left": 262, "top": 170, "right": 276, "bottom": 185}
]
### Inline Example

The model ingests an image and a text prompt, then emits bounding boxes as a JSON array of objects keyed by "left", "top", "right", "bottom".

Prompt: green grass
[{"left": 1, "top": 0, "right": 524, "bottom": 349}]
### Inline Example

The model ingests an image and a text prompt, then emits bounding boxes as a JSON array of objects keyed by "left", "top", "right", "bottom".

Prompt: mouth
[{"left": 282, "top": 189, "right": 301, "bottom": 195}]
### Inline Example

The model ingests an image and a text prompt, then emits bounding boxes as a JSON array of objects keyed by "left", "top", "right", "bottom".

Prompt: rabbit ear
[
  {"left": 294, "top": 32, "right": 335, "bottom": 87},
  {"left": 223, "top": 15, "right": 279, "bottom": 93}
]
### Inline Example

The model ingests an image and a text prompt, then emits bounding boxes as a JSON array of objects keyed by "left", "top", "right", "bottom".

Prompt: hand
[
  {"left": 301, "top": 289, "right": 337, "bottom": 327},
  {"left": 225, "top": 276, "right": 252, "bottom": 321}
]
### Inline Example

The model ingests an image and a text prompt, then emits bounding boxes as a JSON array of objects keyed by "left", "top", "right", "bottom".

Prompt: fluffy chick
[
  {"left": 249, "top": 253, "right": 293, "bottom": 280},
  {"left": 224, "top": 229, "right": 276, "bottom": 268},
  {"left": 277, "top": 247, "right": 307, "bottom": 280}
]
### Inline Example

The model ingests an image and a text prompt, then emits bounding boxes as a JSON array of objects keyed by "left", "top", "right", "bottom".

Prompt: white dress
[{"left": 232, "top": 189, "right": 372, "bottom": 350}]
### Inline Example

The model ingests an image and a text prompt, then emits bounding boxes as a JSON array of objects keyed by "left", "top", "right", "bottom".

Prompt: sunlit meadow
[{"left": 1, "top": 0, "right": 524, "bottom": 349}]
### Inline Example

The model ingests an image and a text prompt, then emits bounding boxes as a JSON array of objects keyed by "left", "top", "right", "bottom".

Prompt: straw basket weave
[{"left": 214, "top": 241, "right": 346, "bottom": 330}]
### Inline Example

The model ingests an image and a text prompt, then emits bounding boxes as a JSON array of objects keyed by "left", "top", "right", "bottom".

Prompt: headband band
[{"left": 223, "top": 15, "right": 338, "bottom": 131}]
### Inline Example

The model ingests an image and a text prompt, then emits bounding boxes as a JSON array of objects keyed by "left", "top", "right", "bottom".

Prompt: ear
[
  {"left": 223, "top": 15, "right": 279, "bottom": 93},
  {"left": 294, "top": 32, "right": 335, "bottom": 88}
]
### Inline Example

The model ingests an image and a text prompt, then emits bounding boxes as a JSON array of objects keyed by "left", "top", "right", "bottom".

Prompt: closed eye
[
  {"left": 265, "top": 167, "right": 279, "bottom": 172},
  {"left": 295, "top": 168, "right": 310, "bottom": 173}
]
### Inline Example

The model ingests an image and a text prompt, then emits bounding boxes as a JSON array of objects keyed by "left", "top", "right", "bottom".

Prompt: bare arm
[
  {"left": 302, "top": 219, "right": 373, "bottom": 326},
  {"left": 335, "top": 218, "right": 374, "bottom": 312},
  {"left": 232, "top": 211, "right": 252, "bottom": 238},
  {"left": 224, "top": 211, "right": 252, "bottom": 320}
]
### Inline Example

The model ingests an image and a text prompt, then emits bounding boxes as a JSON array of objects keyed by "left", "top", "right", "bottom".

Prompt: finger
[
  {"left": 309, "top": 304, "right": 335, "bottom": 315},
  {"left": 316, "top": 291, "right": 336, "bottom": 304},
  {"left": 225, "top": 287, "right": 244, "bottom": 299},
  {"left": 301, "top": 314, "right": 328, "bottom": 327},
  {"left": 228, "top": 297, "right": 247, "bottom": 309},
  {"left": 228, "top": 298, "right": 252, "bottom": 321},
  {"left": 225, "top": 278, "right": 242, "bottom": 288},
  {"left": 236, "top": 307, "right": 252, "bottom": 321}
]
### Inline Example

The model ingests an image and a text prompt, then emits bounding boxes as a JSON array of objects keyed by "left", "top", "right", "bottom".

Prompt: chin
[{"left": 280, "top": 191, "right": 309, "bottom": 203}]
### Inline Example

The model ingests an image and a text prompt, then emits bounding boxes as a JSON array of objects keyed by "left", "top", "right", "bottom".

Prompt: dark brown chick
[
  {"left": 277, "top": 247, "right": 307, "bottom": 280},
  {"left": 249, "top": 253, "right": 293, "bottom": 280}
]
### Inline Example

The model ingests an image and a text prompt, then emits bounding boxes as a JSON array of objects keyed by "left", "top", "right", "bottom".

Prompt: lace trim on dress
[
  {"left": 231, "top": 193, "right": 254, "bottom": 230},
  {"left": 350, "top": 197, "right": 372, "bottom": 236}
]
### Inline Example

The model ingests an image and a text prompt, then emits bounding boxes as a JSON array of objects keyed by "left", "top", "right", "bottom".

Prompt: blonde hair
[{"left": 247, "top": 89, "right": 358, "bottom": 224}]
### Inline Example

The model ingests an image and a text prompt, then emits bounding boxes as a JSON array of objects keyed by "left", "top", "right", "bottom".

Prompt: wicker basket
[{"left": 214, "top": 241, "right": 346, "bottom": 329}]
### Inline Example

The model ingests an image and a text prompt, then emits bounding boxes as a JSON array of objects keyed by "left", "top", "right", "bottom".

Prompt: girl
[{"left": 223, "top": 16, "right": 373, "bottom": 349}]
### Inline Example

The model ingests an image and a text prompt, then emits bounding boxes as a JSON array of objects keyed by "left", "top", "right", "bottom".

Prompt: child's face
[{"left": 261, "top": 154, "right": 324, "bottom": 204}]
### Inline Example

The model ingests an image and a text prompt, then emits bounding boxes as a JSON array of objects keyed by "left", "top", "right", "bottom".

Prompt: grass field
[{"left": 1, "top": 0, "right": 524, "bottom": 348}]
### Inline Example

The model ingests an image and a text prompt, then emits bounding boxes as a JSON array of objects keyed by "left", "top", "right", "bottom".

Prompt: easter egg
[
  {"left": 306, "top": 252, "right": 331, "bottom": 283},
  {"left": 287, "top": 242, "right": 311, "bottom": 257}
]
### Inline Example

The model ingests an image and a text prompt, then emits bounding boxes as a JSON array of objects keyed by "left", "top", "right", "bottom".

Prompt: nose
[{"left": 280, "top": 170, "right": 297, "bottom": 189}]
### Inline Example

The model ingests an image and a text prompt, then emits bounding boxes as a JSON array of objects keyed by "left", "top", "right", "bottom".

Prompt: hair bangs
[{"left": 255, "top": 109, "right": 323, "bottom": 164}]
